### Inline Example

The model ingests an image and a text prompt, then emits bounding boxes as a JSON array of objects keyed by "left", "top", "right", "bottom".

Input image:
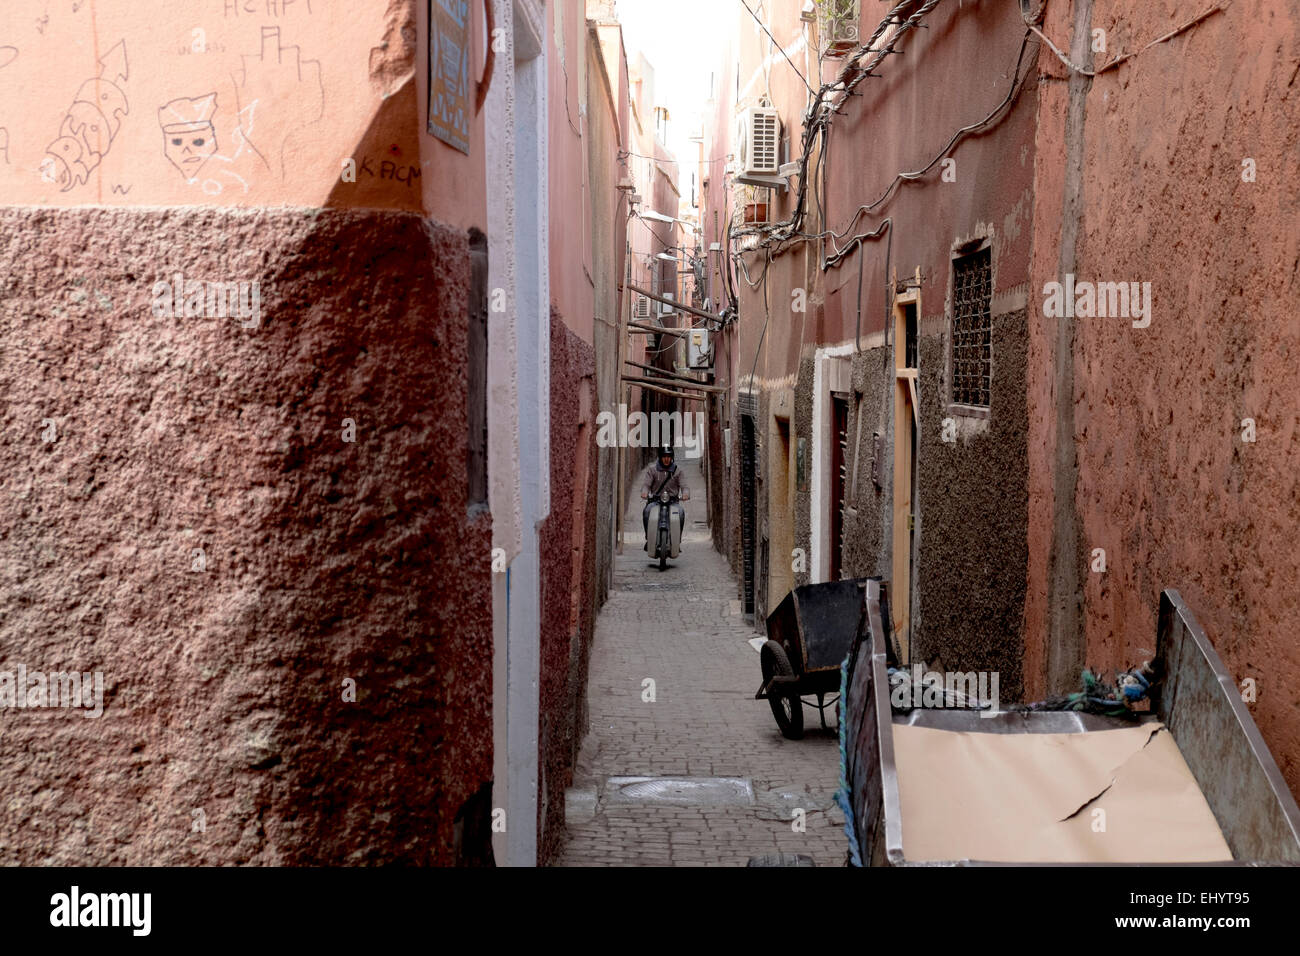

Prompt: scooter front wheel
[{"left": 658, "top": 529, "right": 668, "bottom": 570}]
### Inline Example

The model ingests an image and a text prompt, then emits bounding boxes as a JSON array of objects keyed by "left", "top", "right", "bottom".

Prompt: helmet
[{"left": 658, "top": 445, "right": 675, "bottom": 462}]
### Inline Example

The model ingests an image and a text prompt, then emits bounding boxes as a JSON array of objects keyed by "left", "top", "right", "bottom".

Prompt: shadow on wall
[
  {"left": 323, "top": 75, "right": 424, "bottom": 212},
  {"left": 0, "top": 204, "right": 491, "bottom": 865},
  {"left": 537, "top": 307, "right": 598, "bottom": 865}
]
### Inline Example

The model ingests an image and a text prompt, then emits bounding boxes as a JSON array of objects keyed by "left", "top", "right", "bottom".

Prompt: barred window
[{"left": 950, "top": 246, "right": 992, "bottom": 408}]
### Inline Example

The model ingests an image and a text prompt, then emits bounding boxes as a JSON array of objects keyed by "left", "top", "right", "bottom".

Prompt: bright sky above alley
[{"left": 616, "top": 0, "right": 734, "bottom": 185}]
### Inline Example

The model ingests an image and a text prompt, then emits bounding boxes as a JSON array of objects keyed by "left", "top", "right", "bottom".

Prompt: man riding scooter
[{"left": 640, "top": 445, "right": 689, "bottom": 567}]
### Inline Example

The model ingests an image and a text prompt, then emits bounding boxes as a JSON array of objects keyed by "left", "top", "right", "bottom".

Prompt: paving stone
[{"left": 555, "top": 458, "right": 846, "bottom": 867}]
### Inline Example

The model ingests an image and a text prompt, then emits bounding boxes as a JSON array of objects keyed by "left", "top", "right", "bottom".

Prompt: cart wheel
[{"left": 760, "top": 640, "right": 803, "bottom": 739}]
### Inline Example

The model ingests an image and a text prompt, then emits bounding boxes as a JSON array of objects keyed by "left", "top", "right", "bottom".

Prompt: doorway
[
  {"left": 829, "top": 393, "right": 849, "bottom": 581},
  {"left": 740, "top": 411, "right": 757, "bottom": 617},
  {"left": 892, "top": 281, "right": 920, "bottom": 663},
  {"left": 770, "top": 416, "right": 795, "bottom": 607}
]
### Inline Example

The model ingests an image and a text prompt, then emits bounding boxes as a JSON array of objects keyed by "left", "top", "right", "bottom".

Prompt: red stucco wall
[
  {"left": 0, "top": 208, "right": 492, "bottom": 864},
  {"left": 1025, "top": 0, "right": 1300, "bottom": 790},
  {"left": 537, "top": 308, "right": 597, "bottom": 864}
]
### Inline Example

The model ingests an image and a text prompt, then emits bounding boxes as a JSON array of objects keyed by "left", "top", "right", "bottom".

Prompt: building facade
[
  {"left": 702, "top": 0, "right": 1300, "bottom": 795},
  {"left": 0, "top": 0, "right": 636, "bottom": 866}
]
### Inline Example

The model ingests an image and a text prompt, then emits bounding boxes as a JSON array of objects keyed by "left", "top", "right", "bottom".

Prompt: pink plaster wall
[
  {"left": 0, "top": 0, "right": 447, "bottom": 212},
  {"left": 548, "top": 0, "right": 595, "bottom": 345}
]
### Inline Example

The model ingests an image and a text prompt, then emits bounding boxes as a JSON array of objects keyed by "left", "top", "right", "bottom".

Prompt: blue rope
[{"left": 836, "top": 655, "right": 863, "bottom": 867}]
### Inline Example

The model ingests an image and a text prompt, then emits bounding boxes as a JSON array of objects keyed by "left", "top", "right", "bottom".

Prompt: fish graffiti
[{"left": 41, "top": 40, "right": 129, "bottom": 191}]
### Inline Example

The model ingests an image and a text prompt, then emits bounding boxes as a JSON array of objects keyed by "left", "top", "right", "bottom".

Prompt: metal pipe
[
  {"left": 626, "top": 283, "right": 725, "bottom": 324},
  {"left": 624, "top": 380, "right": 709, "bottom": 402},
  {"left": 620, "top": 374, "right": 724, "bottom": 394}
]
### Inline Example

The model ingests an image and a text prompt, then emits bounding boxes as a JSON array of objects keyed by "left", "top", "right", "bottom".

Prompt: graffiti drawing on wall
[
  {"left": 232, "top": 26, "right": 324, "bottom": 180},
  {"left": 41, "top": 40, "right": 128, "bottom": 191},
  {"left": 0, "top": 45, "right": 16, "bottom": 165},
  {"left": 156, "top": 92, "right": 253, "bottom": 196},
  {"left": 159, "top": 93, "right": 219, "bottom": 179}
]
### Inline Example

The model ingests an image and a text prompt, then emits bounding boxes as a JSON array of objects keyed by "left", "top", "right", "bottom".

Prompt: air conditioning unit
[
  {"left": 737, "top": 106, "right": 780, "bottom": 177},
  {"left": 634, "top": 295, "right": 651, "bottom": 319}
]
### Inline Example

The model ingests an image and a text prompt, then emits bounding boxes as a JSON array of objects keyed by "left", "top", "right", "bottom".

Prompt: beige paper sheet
[{"left": 894, "top": 722, "right": 1232, "bottom": 863}]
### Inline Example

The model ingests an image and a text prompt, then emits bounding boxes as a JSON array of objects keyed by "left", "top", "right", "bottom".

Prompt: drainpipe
[{"left": 1045, "top": 0, "right": 1094, "bottom": 693}]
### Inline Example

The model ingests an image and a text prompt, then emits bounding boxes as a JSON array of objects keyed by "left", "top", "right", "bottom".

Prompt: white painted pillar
[{"left": 504, "top": 0, "right": 548, "bottom": 868}]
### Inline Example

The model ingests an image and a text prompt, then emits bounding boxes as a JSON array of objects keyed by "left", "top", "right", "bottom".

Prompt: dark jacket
[{"left": 640, "top": 460, "right": 688, "bottom": 499}]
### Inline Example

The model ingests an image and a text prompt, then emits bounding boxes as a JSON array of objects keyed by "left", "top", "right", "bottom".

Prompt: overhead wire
[
  {"left": 739, "top": 0, "right": 815, "bottom": 96},
  {"left": 621, "top": 150, "right": 730, "bottom": 164},
  {"left": 746, "top": 247, "right": 774, "bottom": 393},
  {"left": 731, "top": 0, "right": 947, "bottom": 255},
  {"left": 820, "top": 29, "right": 1034, "bottom": 269},
  {"left": 1025, "top": 2, "right": 1226, "bottom": 78}
]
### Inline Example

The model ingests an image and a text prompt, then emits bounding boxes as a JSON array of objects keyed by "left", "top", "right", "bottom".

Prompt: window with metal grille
[{"left": 950, "top": 246, "right": 992, "bottom": 408}]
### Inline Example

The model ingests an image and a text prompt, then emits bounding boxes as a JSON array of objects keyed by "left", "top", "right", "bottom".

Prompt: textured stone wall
[
  {"left": 841, "top": 347, "right": 893, "bottom": 584},
  {"left": 0, "top": 207, "right": 491, "bottom": 864},
  {"left": 914, "top": 308, "right": 1029, "bottom": 700},
  {"left": 792, "top": 356, "right": 815, "bottom": 592},
  {"left": 537, "top": 310, "right": 597, "bottom": 864}
]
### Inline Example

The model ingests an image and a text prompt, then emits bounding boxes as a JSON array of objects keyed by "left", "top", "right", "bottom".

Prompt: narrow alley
[
  {"left": 558, "top": 455, "right": 845, "bottom": 866},
  {"left": 4, "top": 0, "right": 1300, "bottom": 909}
]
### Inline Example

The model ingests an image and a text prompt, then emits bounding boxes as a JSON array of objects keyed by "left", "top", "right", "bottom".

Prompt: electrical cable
[
  {"left": 557, "top": 58, "right": 583, "bottom": 137},
  {"left": 819, "top": 30, "right": 1034, "bottom": 268},
  {"left": 1023, "top": 2, "right": 1226, "bottom": 78},
  {"left": 855, "top": 229, "right": 864, "bottom": 352},
  {"left": 739, "top": 0, "right": 815, "bottom": 96},
  {"left": 621, "top": 150, "right": 730, "bottom": 164},
  {"left": 731, "top": 0, "right": 946, "bottom": 254},
  {"left": 746, "top": 247, "right": 774, "bottom": 393}
]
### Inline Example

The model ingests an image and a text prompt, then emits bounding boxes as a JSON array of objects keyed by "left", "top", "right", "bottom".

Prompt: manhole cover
[{"left": 605, "top": 776, "right": 755, "bottom": 806}]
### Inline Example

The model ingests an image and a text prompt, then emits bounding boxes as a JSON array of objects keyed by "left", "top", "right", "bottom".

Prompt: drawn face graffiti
[
  {"left": 157, "top": 94, "right": 219, "bottom": 181},
  {"left": 163, "top": 125, "right": 217, "bottom": 177}
]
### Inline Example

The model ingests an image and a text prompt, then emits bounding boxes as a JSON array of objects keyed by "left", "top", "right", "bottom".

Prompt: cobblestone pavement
[{"left": 555, "top": 456, "right": 847, "bottom": 867}]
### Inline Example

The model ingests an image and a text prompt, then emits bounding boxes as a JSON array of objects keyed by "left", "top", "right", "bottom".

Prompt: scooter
[{"left": 646, "top": 489, "right": 685, "bottom": 571}]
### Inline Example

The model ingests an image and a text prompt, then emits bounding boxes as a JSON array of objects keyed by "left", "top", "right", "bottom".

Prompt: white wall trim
[
  {"left": 810, "top": 343, "right": 855, "bottom": 582},
  {"left": 504, "top": 21, "right": 547, "bottom": 868}
]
